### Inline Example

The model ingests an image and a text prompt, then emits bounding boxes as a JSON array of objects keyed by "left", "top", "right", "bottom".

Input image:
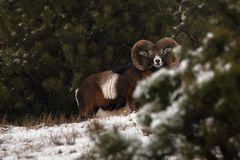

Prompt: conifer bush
[
  {"left": 1, "top": 0, "right": 197, "bottom": 120},
  {"left": 81, "top": 1, "right": 240, "bottom": 159}
]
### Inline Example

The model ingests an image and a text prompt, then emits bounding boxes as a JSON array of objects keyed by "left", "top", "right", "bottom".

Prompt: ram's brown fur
[
  {"left": 75, "top": 65, "right": 151, "bottom": 119},
  {"left": 75, "top": 37, "right": 180, "bottom": 120}
]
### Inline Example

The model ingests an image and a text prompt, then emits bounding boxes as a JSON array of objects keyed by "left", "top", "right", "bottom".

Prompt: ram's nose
[
  {"left": 153, "top": 56, "right": 163, "bottom": 68},
  {"left": 154, "top": 57, "right": 162, "bottom": 64},
  {"left": 155, "top": 59, "right": 160, "bottom": 64}
]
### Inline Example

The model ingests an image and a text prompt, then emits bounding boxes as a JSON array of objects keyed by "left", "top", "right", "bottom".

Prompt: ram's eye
[
  {"left": 163, "top": 48, "right": 172, "bottom": 55},
  {"left": 138, "top": 51, "right": 148, "bottom": 57}
]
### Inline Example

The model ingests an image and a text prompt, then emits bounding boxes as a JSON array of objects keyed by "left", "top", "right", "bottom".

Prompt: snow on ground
[{"left": 0, "top": 113, "right": 149, "bottom": 160}]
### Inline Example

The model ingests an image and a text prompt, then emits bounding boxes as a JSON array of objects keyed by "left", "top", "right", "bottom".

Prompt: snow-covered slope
[{"left": 0, "top": 113, "right": 149, "bottom": 160}]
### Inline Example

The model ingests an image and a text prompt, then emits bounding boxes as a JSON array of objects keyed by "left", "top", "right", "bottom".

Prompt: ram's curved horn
[
  {"left": 131, "top": 40, "right": 154, "bottom": 71},
  {"left": 157, "top": 37, "right": 181, "bottom": 68}
]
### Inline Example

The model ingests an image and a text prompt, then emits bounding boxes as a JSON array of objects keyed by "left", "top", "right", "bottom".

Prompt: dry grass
[
  {"left": 50, "top": 134, "right": 65, "bottom": 146},
  {"left": 50, "top": 128, "right": 78, "bottom": 146},
  {"left": 0, "top": 138, "right": 4, "bottom": 144},
  {"left": 95, "top": 106, "right": 131, "bottom": 118},
  {"left": 0, "top": 113, "right": 81, "bottom": 128},
  {"left": 65, "top": 128, "right": 78, "bottom": 145},
  {"left": 0, "top": 114, "right": 8, "bottom": 126},
  {"left": 0, "top": 106, "right": 133, "bottom": 128}
]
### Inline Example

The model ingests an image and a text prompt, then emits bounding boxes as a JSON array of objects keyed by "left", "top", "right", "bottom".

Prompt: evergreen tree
[
  {"left": 81, "top": 0, "right": 240, "bottom": 159},
  {"left": 0, "top": 0, "right": 152, "bottom": 120},
  {"left": 0, "top": 0, "right": 203, "bottom": 121}
]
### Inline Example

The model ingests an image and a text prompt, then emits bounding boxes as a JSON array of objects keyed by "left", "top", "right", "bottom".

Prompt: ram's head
[{"left": 131, "top": 37, "right": 181, "bottom": 71}]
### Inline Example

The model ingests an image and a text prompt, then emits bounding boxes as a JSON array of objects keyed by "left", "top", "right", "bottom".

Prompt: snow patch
[
  {"left": 133, "top": 68, "right": 176, "bottom": 99},
  {"left": 0, "top": 113, "right": 149, "bottom": 160},
  {"left": 193, "top": 63, "right": 215, "bottom": 86},
  {"left": 189, "top": 47, "right": 203, "bottom": 57},
  {"left": 203, "top": 32, "right": 214, "bottom": 44},
  {"left": 133, "top": 60, "right": 188, "bottom": 100},
  {"left": 215, "top": 60, "right": 232, "bottom": 73},
  {"left": 196, "top": 70, "right": 215, "bottom": 85},
  {"left": 150, "top": 95, "right": 186, "bottom": 131}
]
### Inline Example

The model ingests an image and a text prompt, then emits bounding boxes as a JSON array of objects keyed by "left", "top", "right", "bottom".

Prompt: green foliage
[
  {"left": 2, "top": 0, "right": 239, "bottom": 158},
  {"left": 81, "top": 1, "right": 240, "bottom": 159},
  {"left": 0, "top": 0, "right": 202, "bottom": 120},
  {"left": 85, "top": 128, "right": 141, "bottom": 160}
]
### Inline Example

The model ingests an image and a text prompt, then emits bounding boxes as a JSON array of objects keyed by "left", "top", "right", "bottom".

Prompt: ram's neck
[
  {"left": 139, "top": 70, "right": 152, "bottom": 79},
  {"left": 126, "top": 66, "right": 152, "bottom": 82}
]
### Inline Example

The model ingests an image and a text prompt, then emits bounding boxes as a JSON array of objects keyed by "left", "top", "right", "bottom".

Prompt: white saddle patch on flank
[{"left": 100, "top": 73, "right": 119, "bottom": 99}]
